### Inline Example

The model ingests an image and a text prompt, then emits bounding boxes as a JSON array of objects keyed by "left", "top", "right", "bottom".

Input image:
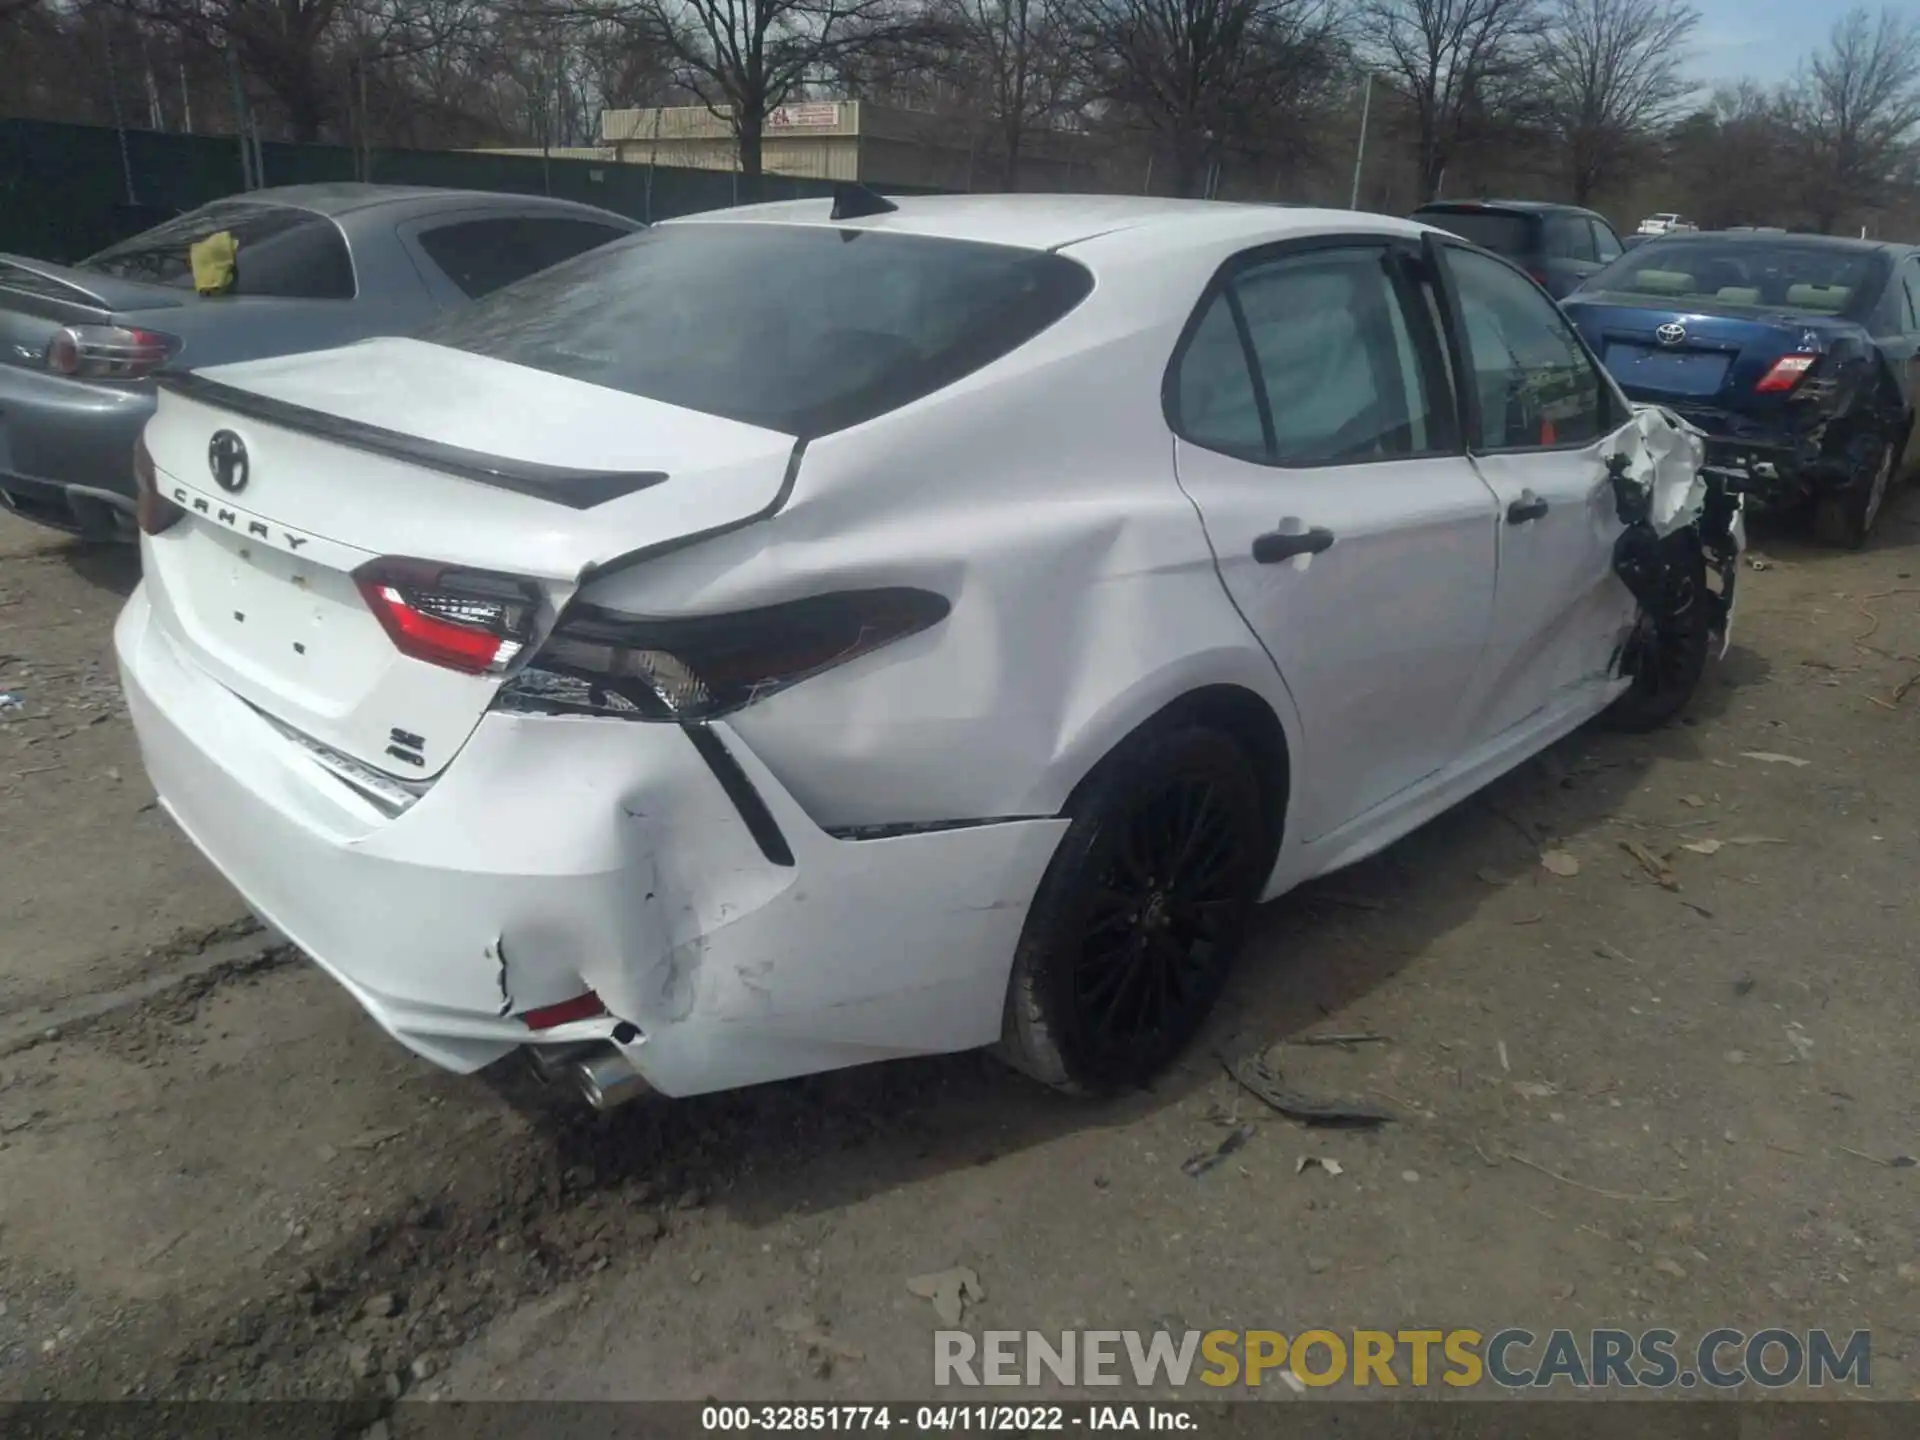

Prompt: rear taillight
[
  {"left": 495, "top": 588, "right": 951, "bottom": 722},
  {"left": 353, "top": 558, "right": 540, "bottom": 676},
  {"left": 132, "top": 435, "right": 184, "bottom": 536},
  {"left": 46, "top": 324, "right": 180, "bottom": 380},
  {"left": 1756, "top": 353, "right": 1817, "bottom": 393}
]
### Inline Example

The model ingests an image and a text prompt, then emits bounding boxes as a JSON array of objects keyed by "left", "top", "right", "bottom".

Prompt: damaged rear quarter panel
[{"left": 576, "top": 259, "right": 1305, "bottom": 836}]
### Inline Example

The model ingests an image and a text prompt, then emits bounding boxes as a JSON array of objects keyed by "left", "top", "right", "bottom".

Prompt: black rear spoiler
[{"left": 157, "top": 370, "right": 668, "bottom": 510}]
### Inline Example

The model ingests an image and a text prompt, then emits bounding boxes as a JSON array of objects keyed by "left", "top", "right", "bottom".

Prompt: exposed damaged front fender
[{"left": 1609, "top": 406, "right": 1743, "bottom": 660}]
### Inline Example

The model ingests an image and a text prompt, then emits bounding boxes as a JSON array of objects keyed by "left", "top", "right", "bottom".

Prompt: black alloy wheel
[
  {"left": 999, "top": 725, "right": 1271, "bottom": 1092},
  {"left": 1813, "top": 434, "right": 1896, "bottom": 550}
]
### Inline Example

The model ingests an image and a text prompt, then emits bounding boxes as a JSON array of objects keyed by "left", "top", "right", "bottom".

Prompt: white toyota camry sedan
[{"left": 115, "top": 192, "right": 1740, "bottom": 1110}]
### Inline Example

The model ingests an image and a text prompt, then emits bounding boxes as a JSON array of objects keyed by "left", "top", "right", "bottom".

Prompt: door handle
[
  {"left": 1252, "top": 526, "right": 1335, "bottom": 563},
  {"left": 1506, "top": 492, "right": 1549, "bottom": 524}
]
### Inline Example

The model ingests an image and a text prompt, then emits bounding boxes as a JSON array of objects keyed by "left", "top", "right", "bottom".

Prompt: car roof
[
  {"left": 1641, "top": 231, "right": 1909, "bottom": 258},
  {"left": 667, "top": 192, "right": 1427, "bottom": 252},
  {"left": 1414, "top": 199, "right": 1604, "bottom": 220},
  {"left": 210, "top": 183, "right": 625, "bottom": 221}
]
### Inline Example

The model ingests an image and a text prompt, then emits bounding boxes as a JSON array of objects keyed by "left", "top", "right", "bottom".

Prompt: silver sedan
[{"left": 0, "top": 183, "right": 640, "bottom": 540}]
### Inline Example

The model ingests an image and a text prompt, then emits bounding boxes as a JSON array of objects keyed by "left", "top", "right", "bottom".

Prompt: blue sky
[{"left": 1687, "top": 0, "right": 1879, "bottom": 87}]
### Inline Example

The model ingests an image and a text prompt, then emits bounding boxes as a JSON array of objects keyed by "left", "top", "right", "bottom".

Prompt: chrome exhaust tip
[
  {"left": 525, "top": 1040, "right": 601, "bottom": 1086},
  {"left": 572, "top": 1049, "right": 650, "bottom": 1111}
]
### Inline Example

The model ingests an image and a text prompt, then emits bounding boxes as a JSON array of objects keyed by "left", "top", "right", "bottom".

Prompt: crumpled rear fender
[{"left": 1611, "top": 405, "right": 1744, "bottom": 655}]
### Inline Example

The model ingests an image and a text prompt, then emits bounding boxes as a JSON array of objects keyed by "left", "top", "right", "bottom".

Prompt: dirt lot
[{"left": 2, "top": 495, "right": 1918, "bottom": 1411}]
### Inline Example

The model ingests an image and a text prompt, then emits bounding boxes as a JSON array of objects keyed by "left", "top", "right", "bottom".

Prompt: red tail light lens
[
  {"left": 132, "top": 435, "right": 184, "bottom": 536},
  {"left": 47, "top": 324, "right": 180, "bottom": 380},
  {"left": 518, "top": 991, "right": 608, "bottom": 1031},
  {"left": 353, "top": 559, "right": 540, "bottom": 675},
  {"left": 1756, "top": 354, "right": 1816, "bottom": 393},
  {"left": 495, "top": 588, "right": 951, "bottom": 721}
]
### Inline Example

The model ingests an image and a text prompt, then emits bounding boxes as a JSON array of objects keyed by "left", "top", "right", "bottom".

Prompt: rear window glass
[
  {"left": 416, "top": 223, "right": 1095, "bottom": 438},
  {"left": 1414, "top": 209, "right": 1535, "bottom": 256},
  {"left": 81, "top": 202, "right": 355, "bottom": 300},
  {"left": 416, "top": 216, "right": 633, "bottom": 299},
  {"left": 1585, "top": 240, "right": 1886, "bottom": 316}
]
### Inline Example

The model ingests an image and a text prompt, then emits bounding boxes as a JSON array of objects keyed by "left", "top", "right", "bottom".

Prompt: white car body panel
[
  {"left": 1171, "top": 441, "right": 1500, "bottom": 843},
  {"left": 115, "top": 195, "right": 1725, "bottom": 1097},
  {"left": 1459, "top": 428, "right": 1642, "bottom": 743}
]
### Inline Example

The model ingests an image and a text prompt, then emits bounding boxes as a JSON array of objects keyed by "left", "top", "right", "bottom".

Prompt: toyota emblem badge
[
  {"left": 1655, "top": 321, "right": 1687, "bottom": 347},
  {"left": 208, "top": 430, "right": 250, "bottom": 494}
]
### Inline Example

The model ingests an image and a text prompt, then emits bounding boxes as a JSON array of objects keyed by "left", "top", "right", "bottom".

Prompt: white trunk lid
[{"left": 139, "top": 337, "right": 798, "bottom": 779}]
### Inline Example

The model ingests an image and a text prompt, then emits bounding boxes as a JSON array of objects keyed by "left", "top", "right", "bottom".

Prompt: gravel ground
[{"left": 2, "top": 497, "right": 1917, "bottom": 1414}]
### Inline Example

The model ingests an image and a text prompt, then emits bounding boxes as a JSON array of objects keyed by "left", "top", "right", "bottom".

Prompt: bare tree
[
  {"left": 932, "top": 0, "right": 1078, "bottom": 187},
  {"left": 579, "top": 0, "right": 934, "bottom": 178},
  {"left": 1359, "top": 0, "right": 1541, "bottom": 201},
  {"left": 1782, "top": 6, "right": 1920, "bottom": 231},
  {"left": 1537, "top": 0, "right": 1695, "bottom": 204},
  {"left": 1080, "top": 0, "right": 1342, "bottom": 197},
  {"left": 124, "top": 0, "right": 348, "bottom": 140},
  {"left": 1662, "top": 83, "right": 1793, "bottom": 228}
]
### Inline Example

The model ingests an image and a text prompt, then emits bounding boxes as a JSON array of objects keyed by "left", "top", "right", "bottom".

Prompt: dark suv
[{"left": 1409, "top": 200, "right": 1625, "bottom": 299}]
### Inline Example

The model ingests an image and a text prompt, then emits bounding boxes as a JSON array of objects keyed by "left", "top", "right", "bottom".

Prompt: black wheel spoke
[
  {"left": 1149, "top": 931, "right": 1189, "bottom": 1007},
  {"left": 1098, "top": 948, "right": 1151, "bottom": 1036},
  {"left": 1180, "top": 822, "right": 1240, "bottom": 894},
  {"left": 1168, "top": 784, "right": 1221, "bottom": 883},
  {"left": 1084, "top": 885, "right": 1136, "bottom": 938},
  {"left": 1080, "top": 952, "right": 1132, "bottom": 1008}
]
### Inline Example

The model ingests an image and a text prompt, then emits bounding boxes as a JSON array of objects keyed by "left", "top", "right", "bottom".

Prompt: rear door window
[
  {"left": 1444, "top": 246, "right": 1609, "bottom": 450},
  {"left": 81, "top": 202, "right": 355, "bottom": 299},
  {"left": 1590, "top": 219, "right": 1623, "bottom": 263},
  {"left": 1172, "top": 292, "right": 1268, "bottom": 458},
  {"left": 1169, "top": 245, "right": 1452, "bottom": 466},
  {"left": 1415, "top": 209, "right": 1535, "bottom": 258},
  {"left": 1544, "top": 214, "right": 1597, "bottom": 262},
  {"left": 419, "top": 223, "right": 1093, "bottom": 437},
  {"left": 415, "top": 217, "right": 633, "bottom": 299}
]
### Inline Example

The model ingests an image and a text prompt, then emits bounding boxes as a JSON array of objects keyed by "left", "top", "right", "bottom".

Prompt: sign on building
[{"left": 768, "top": 103, "right": 842, "bottom": 129}]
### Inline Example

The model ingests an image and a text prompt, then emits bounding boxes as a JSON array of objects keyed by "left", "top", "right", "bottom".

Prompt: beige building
[{"left": 600, "top": 100, "right": 1096, "bottom": 191}]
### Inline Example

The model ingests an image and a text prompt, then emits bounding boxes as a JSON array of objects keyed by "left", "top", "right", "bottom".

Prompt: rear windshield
[
  {"left": 1414, "top": 209, "right": 1536, "bottom": 256},
  {"left": 1585, "top": 240, "right": 1886, "bottom": 316},
  {"left": 416, "top": 223, "right": 1095, "bottom": 438},
  {"left": 82, "top": 201, "right": 355, "bottom": 300}
]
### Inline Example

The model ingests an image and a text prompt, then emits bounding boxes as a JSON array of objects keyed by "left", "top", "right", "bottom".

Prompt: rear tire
[
  {"left": 1812, "top": 434, "right": 1896, "bottom": 550},
  {"left": 996, "top": 725, "right": 1272, "bottom": 1094},
  {"left": 1602, "top": 548, "right": 1711, "bottom": 733}
]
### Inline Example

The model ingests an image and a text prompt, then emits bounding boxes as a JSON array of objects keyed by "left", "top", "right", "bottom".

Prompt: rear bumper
[
  {"left": 0, "top": 472, "right": 137, "bottom": 538},
  {"left": 115, "top": 584, "right": 1067, "bottom": 1096},
  {"left": 0, "top": 366, "right": 153, "bottom": 537},
  {"left": 1659, "top": 407, "right": 1829, "bottom": 507}
]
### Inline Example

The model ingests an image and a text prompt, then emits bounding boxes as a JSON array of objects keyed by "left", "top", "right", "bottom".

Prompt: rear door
[
  {"left": 1169, "top": 237, "right": 1500, "bottom": 842},
  {"left": 1541, "top": 213, "right": 1601, "bottom": 299},
  {"left": 1434, "top": 241, "right": 1637, "bottom": 742}
]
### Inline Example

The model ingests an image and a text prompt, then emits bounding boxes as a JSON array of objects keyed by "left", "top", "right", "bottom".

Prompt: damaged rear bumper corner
[{"left": 116, "top": 583, "right": 1069, "bottom": 1095}]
